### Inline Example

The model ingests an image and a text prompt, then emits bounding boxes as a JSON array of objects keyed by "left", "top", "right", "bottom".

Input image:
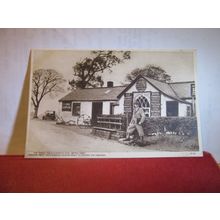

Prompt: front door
[{"left": 92, "top": 102, "right": 103, "bottom": 124}]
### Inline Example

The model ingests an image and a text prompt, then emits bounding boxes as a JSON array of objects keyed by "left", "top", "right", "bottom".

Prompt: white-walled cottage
[{"left": 58, "top": 75, "right": 195, "bottom": 124}]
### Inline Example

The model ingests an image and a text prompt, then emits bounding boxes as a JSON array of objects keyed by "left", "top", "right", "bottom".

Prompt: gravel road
[{"left": 26, "top": 119, "right": 153, "bottom": 155}]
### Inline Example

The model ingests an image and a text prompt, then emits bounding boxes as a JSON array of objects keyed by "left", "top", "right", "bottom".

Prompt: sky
[
  {"left": 31, "top": 50, "right": 195, "bottom": 115},
  {"left": 33, "top": 50, "right": 195, "bottom": 85}
]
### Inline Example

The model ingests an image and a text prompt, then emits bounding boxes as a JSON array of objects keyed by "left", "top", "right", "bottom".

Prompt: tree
[
  {"left": 32, "top": 69, "right": 66, "bottom": 118},
  {"left": 69, "top": 50, "right": 131, "bottom": 89},
  {"left": 126, "top": 65, "right": 171, "bottom": 83}
]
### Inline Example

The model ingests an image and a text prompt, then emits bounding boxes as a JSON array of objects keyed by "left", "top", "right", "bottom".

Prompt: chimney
[{"left": 107, "top": 81, "right": 114, "bottom": 88}]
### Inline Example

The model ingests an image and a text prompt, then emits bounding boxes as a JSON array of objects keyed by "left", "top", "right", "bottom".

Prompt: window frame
[
  {"left": 62, "top": 101, "right": 72, "bottom": 112},
  {"left": 191, "top": 83, "right": 195, "bottom": 97},
  {"left": 135, "top": 94, "right": 150, "bottom": 117},
  {"left": 166, "top": 101, "right": 179, "bottom": 117},
  {"left": 187, "top": 105, "right": 191, "bottom": 116}
]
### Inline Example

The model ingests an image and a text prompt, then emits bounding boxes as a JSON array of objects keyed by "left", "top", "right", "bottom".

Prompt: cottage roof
[
  {"left": 117, "top": 75, "right": 191, "bottom": 104},
  {"left": 59, "top": 86, "right": 126, "bottom": 102},
  {"left": 169, "top": 81, "right": 195, "bottom": 99},
  {"left": 145, "top": 76, "right": 180, "bottom": 99},
  {"left": 59, "top": 75, "right": 193, "bottom": 104}
]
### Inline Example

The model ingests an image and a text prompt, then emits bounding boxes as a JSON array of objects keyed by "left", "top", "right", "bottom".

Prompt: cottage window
[
  {"left": 191, "top": 84, "right": 195, "bottom": 97},
  {"left": 187, "top": 105, "right": 191, "bottom": 116},
  {"left": 72, "top": 103, "right": 81, "bottom": 116},
  {"left": 135, "top": 95, "right": 150, "bottom": 117},
  {"left": 62, "top": 101, "right": 71, "bottom": 111},
  {"left": 166, "top": 101, "right": 178, "bottom": 116}
]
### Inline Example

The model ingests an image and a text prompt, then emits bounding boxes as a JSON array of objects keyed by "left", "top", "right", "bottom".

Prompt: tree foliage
[
  {"left": 126, "top": 65, "right": 171, "bottom": 83},
  {"left": 69, "top": 50, "right": 131, "bottom": 89},
  {"left": 32, "top": 69, "right": 66, "bottom": 118}
]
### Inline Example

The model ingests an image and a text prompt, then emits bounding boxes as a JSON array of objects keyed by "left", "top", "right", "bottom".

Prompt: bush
[
  {"left": 142, "top": 117, "right": 198, "bottom": 137},
  {"left": 97, "top": 115, "right": 198, "bottom": 137}
]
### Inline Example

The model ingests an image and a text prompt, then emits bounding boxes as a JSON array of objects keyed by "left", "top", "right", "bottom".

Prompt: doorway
[{"left": 92, "top": 102, "right": 103, "bottom": 124}]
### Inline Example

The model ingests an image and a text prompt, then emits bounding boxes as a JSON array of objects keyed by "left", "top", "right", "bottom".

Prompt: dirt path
[{"left": 26, "top": 119, "right": 153, "bottom": 154}]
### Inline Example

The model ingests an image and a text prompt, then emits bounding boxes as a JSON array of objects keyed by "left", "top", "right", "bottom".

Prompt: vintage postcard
[{"left": 25, "top": 49, "right": 202, "bottom": 158}]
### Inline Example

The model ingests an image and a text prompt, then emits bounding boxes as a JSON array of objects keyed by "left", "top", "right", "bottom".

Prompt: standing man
[{"left": 124, "top": 100, "right": 146, "bottom": 144}]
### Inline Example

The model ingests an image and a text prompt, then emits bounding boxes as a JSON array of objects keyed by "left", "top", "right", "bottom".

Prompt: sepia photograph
[{"left": 25, "top": 49, "right": 202, "bottom": 158}]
